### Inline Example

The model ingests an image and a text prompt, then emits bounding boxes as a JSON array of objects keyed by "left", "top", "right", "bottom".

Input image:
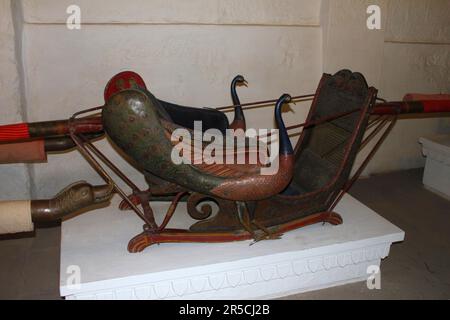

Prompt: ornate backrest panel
[{"left": 286, "top": 70, "right": 376, "bottom": 197}]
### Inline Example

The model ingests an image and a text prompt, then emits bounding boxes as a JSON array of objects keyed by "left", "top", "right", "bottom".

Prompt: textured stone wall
[
  {"left": 18, "top": 0, "right": 322, "bottom": 197},
  {"left": 374, "top": 0, "right": 450, "bottom": 173},
  {"left": 1, "top": 0, "right": 449, "bottom": 199},
  {"left": 0, "top": 0, "right": 30, "bottom": 200},
  {"left": 322, "top": 0, "right": 450, "bottom": 174},
  {"left": 21, "top": 0, "right": 321, "bottom": 25}
]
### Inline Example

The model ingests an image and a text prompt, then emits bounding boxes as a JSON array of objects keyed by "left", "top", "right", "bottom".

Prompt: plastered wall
[
  {"left": 0, "top": 0, "right": 449, "bottom": 198},
  {"left": 15, "top": 0, "right": 323, "bottom": 198},
  {"left": 0, "top": 0, "right": 30, "bottom": 199},
  {"left": 374, "top": 0, "right": 450, "bottom": 173},
  {"left": 322, "top": 0, "right": 450, "bottom": 174}
]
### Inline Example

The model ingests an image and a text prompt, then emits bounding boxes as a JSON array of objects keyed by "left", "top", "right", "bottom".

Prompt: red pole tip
[{"left": 0, "top": 123, "right": 30, "bottom": 142}]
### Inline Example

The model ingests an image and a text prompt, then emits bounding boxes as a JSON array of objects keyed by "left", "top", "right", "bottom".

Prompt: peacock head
[{"left": 232, "top": 75, "right": 248, "bottom": 87}]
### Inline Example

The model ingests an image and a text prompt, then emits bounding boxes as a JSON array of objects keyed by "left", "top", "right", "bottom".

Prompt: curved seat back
[{"left": 281, "top": 70, "right": 377, "bottom": 209}]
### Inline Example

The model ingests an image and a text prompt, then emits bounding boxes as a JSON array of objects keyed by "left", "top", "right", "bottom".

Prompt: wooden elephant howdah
[{"left": 0, "top": 69, "right": 449, "bottom": 252}]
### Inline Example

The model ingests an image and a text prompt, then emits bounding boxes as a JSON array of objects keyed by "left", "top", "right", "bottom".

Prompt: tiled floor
[{"left": 0, "top": 168, "right": 449, "bottom": 299}]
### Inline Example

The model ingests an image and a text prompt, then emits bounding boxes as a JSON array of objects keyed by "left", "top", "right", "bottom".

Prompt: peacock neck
[
  {"left": 275, "top": 100, "right": 293, "bottom": 156},
  {"left": 231, "top": 82, "right": 244, "bottom": 121}
]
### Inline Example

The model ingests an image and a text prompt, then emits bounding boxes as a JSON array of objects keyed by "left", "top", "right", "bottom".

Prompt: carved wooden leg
[
  {"left": 236, "top": 201, "right": 261, "bottom": 241},
  {"left": 127, "top": 230, "right": 154, "bottom": 253}
]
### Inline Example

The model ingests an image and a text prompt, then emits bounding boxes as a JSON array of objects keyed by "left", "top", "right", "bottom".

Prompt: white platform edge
[
  {"left": 420, "top": 135, "right": 450, "bottom": 198},
  {"left": 62, "top": 233, "right": 404, "bottom": 300}
]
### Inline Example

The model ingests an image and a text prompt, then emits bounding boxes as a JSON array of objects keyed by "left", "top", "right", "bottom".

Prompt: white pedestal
[
  {"left": 420, "top": 135, "right": 450, "bottom": 199},
  {"left": 60, "top": 194, "right": 404, "bottom": 300}
]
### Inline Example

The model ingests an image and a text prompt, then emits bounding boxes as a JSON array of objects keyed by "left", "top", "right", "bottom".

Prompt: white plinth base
[
  {"left": 60, "top": 194, "right": 404, "bottom": 300},
  {"left": 420, "top": 135, "right": 450, "bottom": 199}
]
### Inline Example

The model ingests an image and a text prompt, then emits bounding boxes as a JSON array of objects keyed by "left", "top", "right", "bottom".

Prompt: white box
[
  {"left": 60, "top": 194, "right": 404, "bottom": 300},
  {"left": 420, "top": 135, "right": 450, "bottom": 199}
]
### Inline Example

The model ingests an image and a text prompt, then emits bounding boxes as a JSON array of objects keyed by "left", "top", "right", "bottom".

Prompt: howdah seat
[{"left": 101, "top": 69, "right": 377, "bottom": 250}]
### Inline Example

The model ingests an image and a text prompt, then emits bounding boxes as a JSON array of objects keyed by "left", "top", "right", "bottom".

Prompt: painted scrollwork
[
  {"left": 186, "top": 193, "right": 242, "bottom": 232},
  {"left": 186, "top": 193, "right": 216, "bottom": 220}
]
